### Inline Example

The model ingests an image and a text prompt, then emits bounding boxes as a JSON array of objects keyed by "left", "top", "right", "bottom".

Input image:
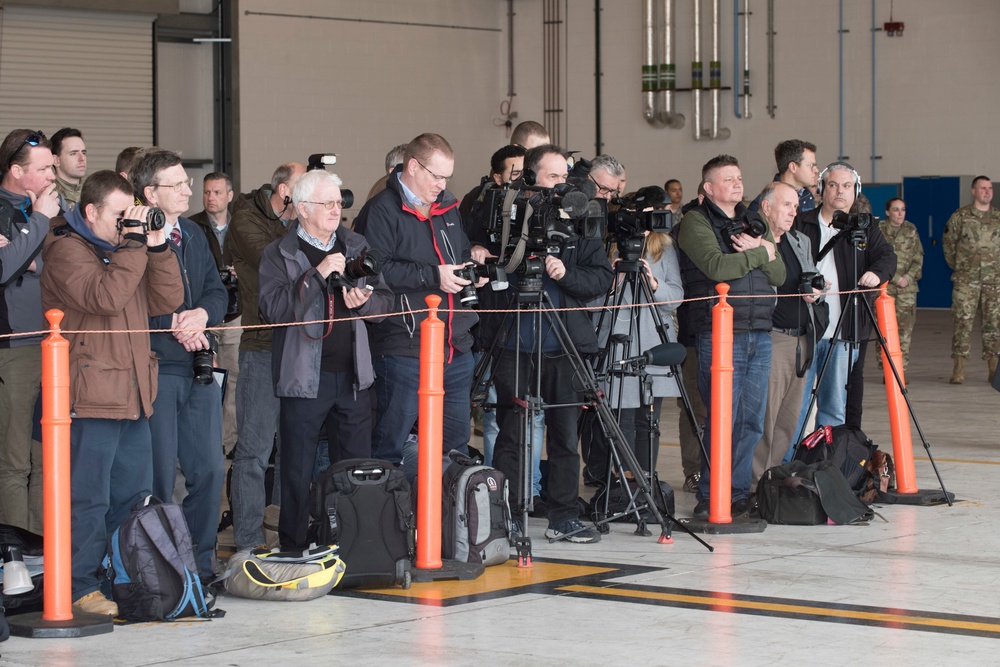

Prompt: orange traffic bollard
[
  {"left": 415, "top": 295, "right": 445, "bottom": 570},
  {"left": 876, "top": 285, "right": 918, "bottom": 494},
  {"left": 709, "top": 284, "right": 733, "bottom": 524},
  {"left": 41, "top": 309, "right": 73, "bottom": 622}
]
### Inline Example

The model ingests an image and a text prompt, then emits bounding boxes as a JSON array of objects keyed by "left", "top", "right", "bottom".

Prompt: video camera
[
  {"left": 721, "top": 210, "right": 767, "bottom": 250},
  {"left": 607, "top": 186, "right": 674, "bottom": 262},
  {"left": 831, "top": 210, "right": 873, "bottom": 232},
  {"left": 123, "top": 190, "right": 166, "bottom": 233},
  {"left": 327, "top": 250, "right": 382, "bottom": 290}
]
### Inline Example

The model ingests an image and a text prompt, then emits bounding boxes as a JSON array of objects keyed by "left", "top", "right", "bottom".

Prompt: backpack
[
  {"left": 106, "top": 496, "right": 212, "bottom": 622},
  {"left": 757, "top": 460, "right": 874, "bottom": 525},
  {"left": 794, "top": 425, "right": 889, "bottom": 500},
  {"left": 589, "top": 476, "right": 675, "bottom": 525},
  {"left": 441, "top": 451, "right": 511, "bottom": 567},
  {"left": 220, "top": 546, "right": 345, "bottom": 601}
]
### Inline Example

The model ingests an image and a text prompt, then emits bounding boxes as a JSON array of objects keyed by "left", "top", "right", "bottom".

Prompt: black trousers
[
  {"left": 492, "top": 351, "right": 582, "bottom": 525},
  {"left": 278, "top": 370, "right": 372, "bottom": 549},
  {"left": 845, "top": 339, "right": 869, "bottom": 429}
]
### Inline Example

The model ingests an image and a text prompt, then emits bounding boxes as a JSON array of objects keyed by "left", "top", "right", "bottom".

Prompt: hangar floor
[{"left": 4, "top": 309, "right": 999, "bottom": 666}]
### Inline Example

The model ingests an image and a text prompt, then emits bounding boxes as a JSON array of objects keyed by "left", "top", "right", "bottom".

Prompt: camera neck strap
[
  {"left": 501, "top": 189, "right": 532, "bottom": 274},
  {"left": 294, "top": 269, "right": 335, "bottom": 341}
]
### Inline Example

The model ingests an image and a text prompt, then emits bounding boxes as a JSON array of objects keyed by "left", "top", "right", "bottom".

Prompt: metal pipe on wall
[
  {"left": 693, "top": 0, "right": 702, "bottom": 140},
  {"left": 870, "top": 0, "right": 877, "bottom": 181},
  {"left": 710, "top": 0, "right": 730, "bottom": 139},
  {"left": 733, "top": 0, "right": 741, "bottom": 119},
  {"left": 766, "top": 0, "right": 775, "bottom": 118},
  {"left": 643, "top": 0, "right": 663, "bottom": 126},
  {"left": 743, "top": 0, "right": 751, "bottom": 118},
  {"left": 657, "top": 0, "right": 684, "bottom": 127},
  {"left": 838, "top": 0, "right": 846, "bottom": 160}
]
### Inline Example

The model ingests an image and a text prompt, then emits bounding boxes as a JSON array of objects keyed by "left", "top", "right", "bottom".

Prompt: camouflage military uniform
[
  {"left": 942, "top": 204, "right": 1000, "bottom": 360},
  {"left": 879, "top": 219, "right": 923, "bottom": 370}
]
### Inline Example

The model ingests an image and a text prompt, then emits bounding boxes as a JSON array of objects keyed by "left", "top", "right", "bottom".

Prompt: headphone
[{"left": 817, "top": 161, "right": 862, "bottom": 198}]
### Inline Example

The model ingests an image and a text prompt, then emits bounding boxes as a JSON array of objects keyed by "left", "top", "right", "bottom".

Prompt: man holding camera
[
  {"left": 41, "top": 170, "right": 183, "bottom": 616},
  {"left": 354, "top": 133, "right": 481, "bottom": 476},
  {"left": 752, "top": 182, "right": 826, "bottom": 485},
  {"left": 488, "top": 144, "right": 613, "bottom": 543},
  {"left": 191, "top": 171, "right": 241, "bottom": 456},
  {"left": 259, "top": 169, "right": 392, "bottom": 550},
  {"left": 676, "top": 155, "right": 785, "bottom": 519},
  {"left": 132, "top": 150, "right": 228, "bottom": 584},
  {"left": 792, "top": 162, "right": 895, "bottom": 432}
]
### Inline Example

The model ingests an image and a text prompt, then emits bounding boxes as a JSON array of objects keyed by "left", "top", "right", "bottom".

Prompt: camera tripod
[
  {"left": 587, "top": 246, "right": 710, "bottom": 539},
  {"left": 473, "top": 253, "right": 712, "bottom": 560},
  {"left": 795, "top": 228, "right": 952, "bottom": 504}
]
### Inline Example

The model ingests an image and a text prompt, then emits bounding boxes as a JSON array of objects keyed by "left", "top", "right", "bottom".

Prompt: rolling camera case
[{"left": 310, "top": 459, "right": 414, "bottom": 589}]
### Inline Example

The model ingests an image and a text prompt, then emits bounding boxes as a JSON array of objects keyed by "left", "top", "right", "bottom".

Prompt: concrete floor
[{"left": 3, "top": 309, "right": 1000, "bottom": 666}]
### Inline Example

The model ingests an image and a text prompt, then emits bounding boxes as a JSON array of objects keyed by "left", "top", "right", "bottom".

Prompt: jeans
[
  {"left": 373, "top": 352, "right": 472, "bottom": 466},
  {"left": 695, "top": 330, "right": 772, "bottom": 503},
  {"left": 231, "top": 349, "right": 282, "bottom": 551},
  {"left": 279, "top": 371, "right": 372, "bottom": 549},
  {"left": 70, "top": 417, "right": 153, "bottom": 599},
  {"left": 149, "top": 374, "right": 224, "bottom": 579},
  {"left": 793, "top": 338, "right": 858, "bottom": 446}
]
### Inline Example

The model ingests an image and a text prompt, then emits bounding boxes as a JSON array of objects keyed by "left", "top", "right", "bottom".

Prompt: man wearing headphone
[{"left": 792, "top": 162, "right": 896, "bottom": 432}]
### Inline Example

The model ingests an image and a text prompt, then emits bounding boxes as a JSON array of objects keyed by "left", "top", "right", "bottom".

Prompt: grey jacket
[
  {"left": 258, "top": 221, "right": 392, "bottom": 398},
  {"left": 597, "top": 242, "right": 684, "bottom": 408}
]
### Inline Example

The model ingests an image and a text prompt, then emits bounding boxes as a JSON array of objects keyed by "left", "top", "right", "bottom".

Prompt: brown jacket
[{"left": 40, "top": 217, "right": 183, "bottom": 420}]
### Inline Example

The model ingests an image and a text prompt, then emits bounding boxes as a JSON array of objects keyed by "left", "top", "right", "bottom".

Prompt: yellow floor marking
[
  {"left": 361, "top": 561, "right": 615, "bottom": 600},
  {"left": 559, "top": 585, "right": 1000, "bottom": 633}
]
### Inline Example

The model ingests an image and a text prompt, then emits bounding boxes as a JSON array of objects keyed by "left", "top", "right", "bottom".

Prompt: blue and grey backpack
[{"left": 106, "top": 496, "right": 211, "bottom": 622}]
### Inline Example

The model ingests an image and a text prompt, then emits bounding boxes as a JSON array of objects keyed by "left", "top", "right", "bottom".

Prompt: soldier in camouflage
[
  {"left": 943, "top": 176, "right": 1000, "bottom": 384},
  {"left": 878, "top": 198, "right": 923, "bottom": 374}
]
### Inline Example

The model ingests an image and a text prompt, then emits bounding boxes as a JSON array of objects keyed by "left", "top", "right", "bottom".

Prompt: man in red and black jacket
[{"left": 354, "top": 133, "right": 484, "bottom": 476}]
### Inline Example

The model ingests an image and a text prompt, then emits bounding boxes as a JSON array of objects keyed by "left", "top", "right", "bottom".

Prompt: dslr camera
[
  {"left": 193, "top": 332, "right": 219, "bottom": 385},
  {"left": 722, "top": 210, "right": 767, "bottom": 250},
  {"left": 453, "top": 259, "right": 509, "bottom": 307},
  {"left": 799, "top": 271, "right": 826, "bottom": 294},
  {"left": 831, "top": 210, "right": 873, "bottom": 232},
  {"left": 327, "top": 250, "right": 382, "bottom": 289}
]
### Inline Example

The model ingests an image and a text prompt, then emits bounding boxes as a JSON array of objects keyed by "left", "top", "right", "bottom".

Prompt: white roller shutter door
[{"left": 0, "top": 5, "right": 154, "bottom": 172}]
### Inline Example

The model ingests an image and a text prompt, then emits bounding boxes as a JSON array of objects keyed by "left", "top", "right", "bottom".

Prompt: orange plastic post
[
  {"left": 709, "top": 284, "right": 733, "bottom": 524},
  {"left": 41, "top": 309, "right": 73, "bottom": 621},
  {"left": 415, "top": 295, "right": 444, "bottom": 570},
  {"left": 875, "top": 284, "right": 918, "bottom": 494}
]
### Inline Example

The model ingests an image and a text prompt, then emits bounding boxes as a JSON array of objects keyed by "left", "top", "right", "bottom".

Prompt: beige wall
[{"left": 236, "top": 0, "right": 1000, "bottom": 203}]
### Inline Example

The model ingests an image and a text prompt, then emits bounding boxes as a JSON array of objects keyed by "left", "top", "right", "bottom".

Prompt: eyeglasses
[
  {"left": 303, "top": 200, "right": 344, "bottom": 210},
  {"left": 589, "top": 174, "right": 621, "bottom": 198},
  {"left": 415, "top": 160, "right": 452, "bottom": 183},
  {"left": 794, "top": 160, "right": 819, "bottom": 171},
  {"left": 5, "top": 131, "right": 46, "bottom": 171},
  {"left": 152, "top": 177, "right": 194, "bottom": 193}
]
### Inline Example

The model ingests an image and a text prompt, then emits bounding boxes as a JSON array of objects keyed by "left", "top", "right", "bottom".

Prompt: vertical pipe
[
  {"left": 743, "top": 0, "right": 751, "bottom": 118},
  {"left": 643, "top": 0, "right": 658, "bottom": 124},
  {"left": 871, "top": 0, "right": 877, "bottom": 181},
  {"left": 693, "top": 0, "right": 702, "bottom": 140},
  {"left": 507, "top": 0, "right": 515, "bottom": 98},
  {"left": 733, "top": 0, "right": 741, "bottom": 119},
  {"left": 839, "top": 0, "right": 845, "bottom": 160},
  {"left": 710, "top": 0, "right": 720, "bottom": 138},
  {"left": 659, "top": 0, "right": 684, "bottom": 127},
  {"left": 595, "top": 0, "right": 602, "bottom": 153},
  {"left": 766, "top": 0, "right": 775, "bottom": 118}
]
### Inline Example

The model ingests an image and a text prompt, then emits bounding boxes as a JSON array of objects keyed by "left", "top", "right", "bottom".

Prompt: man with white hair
[{"left": 259, "top": 169, "right": 392, "bottom": 550}]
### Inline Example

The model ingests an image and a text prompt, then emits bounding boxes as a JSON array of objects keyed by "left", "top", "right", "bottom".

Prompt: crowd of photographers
[{"left": 4, "top": 120, "right": 947, "bottom": 616}]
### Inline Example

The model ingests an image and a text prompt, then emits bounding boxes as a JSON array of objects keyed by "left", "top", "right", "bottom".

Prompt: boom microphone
[{"left": 617, "top": 342, "right": 687, "bottom": 368}]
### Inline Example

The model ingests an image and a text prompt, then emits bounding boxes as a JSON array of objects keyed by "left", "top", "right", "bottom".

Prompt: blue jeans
[
  {"left": 70, "top": 417, "right": 153, "bottom": 599},
  {"left": 149, "top": 374, "right": 224, "bottom": 579},
  {"left": 231, "top": 349, "right": 282, "bottom": 551},
  {"left": 695, "top": 330, "right": 771, "bottom": 503},
  {"left": 481, "top": 368, "right": 543, "bottom": 497},
  {"left": 373, "top": 352, "right": 472, "bottom": 466},
  {"left": 791, "top": 338, "right": 858, "bottom": 451}
]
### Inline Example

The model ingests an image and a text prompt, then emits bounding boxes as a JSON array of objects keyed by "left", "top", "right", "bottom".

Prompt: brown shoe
[
  {"left": 73, "top": 590, "right": 118, "bottom": 617},
  {"left": 950, "top": 357, "right": 966, "bottom": 384}
]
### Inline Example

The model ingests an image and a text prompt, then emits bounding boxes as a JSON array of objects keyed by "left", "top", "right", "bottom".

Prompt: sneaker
[
  {"left": 544, "top": 518, "right": 601, "bottom": 543},
  {"left": 682, "top": 474, "right": 700, "bottom": 493},
  {"left": 73, "top": 590, "right": 118, "bottom": 617},
  {"left": 528, "top": 495, "right": 549, "bottom": 518},
  {"left": 692, "top": 499, "right": 710, "bottom": 519}
]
